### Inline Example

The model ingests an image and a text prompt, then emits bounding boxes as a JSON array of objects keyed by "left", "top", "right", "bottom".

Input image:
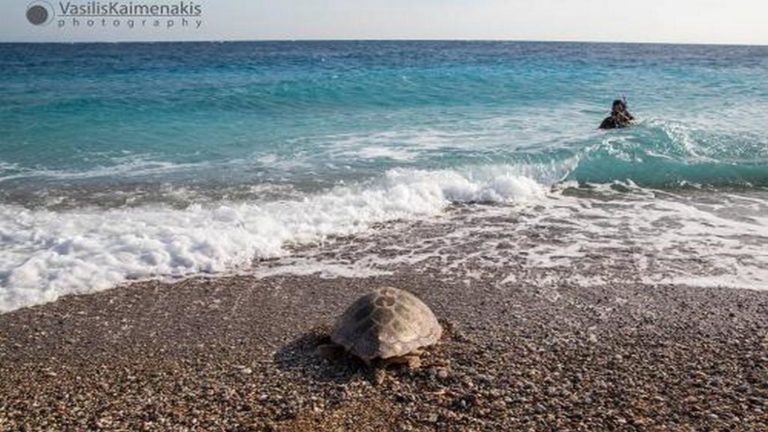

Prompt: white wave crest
[{"left": 0, "top": 167, "right": 546, "bottom": 312}]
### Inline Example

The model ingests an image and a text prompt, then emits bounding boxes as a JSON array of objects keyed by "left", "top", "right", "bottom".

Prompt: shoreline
[
  {"left": 2, "top": 39, "right": 768, "bottom": 432},
  {"left": 2, "top": 271, "right": 767, "bottom": 430}
]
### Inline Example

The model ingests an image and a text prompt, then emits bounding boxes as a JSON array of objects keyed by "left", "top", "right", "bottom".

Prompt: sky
[{"left": 1, "top": 0, "right": 767, "bottom": 45}]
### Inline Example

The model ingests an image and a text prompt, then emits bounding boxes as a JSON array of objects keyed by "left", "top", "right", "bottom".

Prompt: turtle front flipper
[{"left": 382, "top": 354, "right": 422, "bottom": 369}]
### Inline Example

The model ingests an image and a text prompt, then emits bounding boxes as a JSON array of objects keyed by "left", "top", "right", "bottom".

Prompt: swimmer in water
[{"left": 599, "top": 99, "right": 635, "bottom": 129}]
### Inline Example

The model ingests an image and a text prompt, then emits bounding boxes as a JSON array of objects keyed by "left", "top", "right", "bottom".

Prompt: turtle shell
[{"left": 331, "top": 287, "right": 442, "bottom": 361}]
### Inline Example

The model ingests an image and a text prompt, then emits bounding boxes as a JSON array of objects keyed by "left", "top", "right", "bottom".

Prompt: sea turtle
[{"left": 319, "top": 287, "right": 442, "bottom": 369}]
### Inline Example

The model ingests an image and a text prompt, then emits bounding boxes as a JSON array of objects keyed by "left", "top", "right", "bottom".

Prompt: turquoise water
[
  {"left": 2, "top": 42, "right": 767, "bottom": 194},
  {"left": 1, "top": 41, "right": 767, "bottom": 312}
]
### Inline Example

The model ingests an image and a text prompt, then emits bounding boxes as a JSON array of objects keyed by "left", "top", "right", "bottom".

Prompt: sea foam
[{"left": 0, "top": 167, "right": 545, "bottom": 312}]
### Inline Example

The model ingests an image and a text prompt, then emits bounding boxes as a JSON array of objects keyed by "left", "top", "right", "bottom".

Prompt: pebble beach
[{"left": 2, "top": 268, "right": 767, "bottom": 431}]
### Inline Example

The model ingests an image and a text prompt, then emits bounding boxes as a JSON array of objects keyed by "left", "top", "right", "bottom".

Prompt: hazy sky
[{"left": 1, "top": 0, "right": 767, "bottom": 44}]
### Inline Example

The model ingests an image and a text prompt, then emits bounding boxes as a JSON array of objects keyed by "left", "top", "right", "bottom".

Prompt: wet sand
[{"left": 1, "top": 270, "right": 767, "bottom": 431}]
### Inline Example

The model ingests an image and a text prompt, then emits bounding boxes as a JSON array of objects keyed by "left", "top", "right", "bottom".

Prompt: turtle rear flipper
[{"left": 315, "top": 343, "right": 345, "bottom": 361}]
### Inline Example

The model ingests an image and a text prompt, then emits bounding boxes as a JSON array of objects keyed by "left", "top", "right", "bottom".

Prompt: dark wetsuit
[{"left": 599, "top": 112, "right": 634, "bottom": 130}]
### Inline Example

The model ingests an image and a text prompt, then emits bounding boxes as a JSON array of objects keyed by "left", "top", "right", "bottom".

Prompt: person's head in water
[{"left": 612, "top": 99, "right": 627, "bottom": 115}]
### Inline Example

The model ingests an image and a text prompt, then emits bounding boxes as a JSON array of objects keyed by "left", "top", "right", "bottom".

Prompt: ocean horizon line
[{"left": 1, "top": 38, "right": 767, "bottom": 47}]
